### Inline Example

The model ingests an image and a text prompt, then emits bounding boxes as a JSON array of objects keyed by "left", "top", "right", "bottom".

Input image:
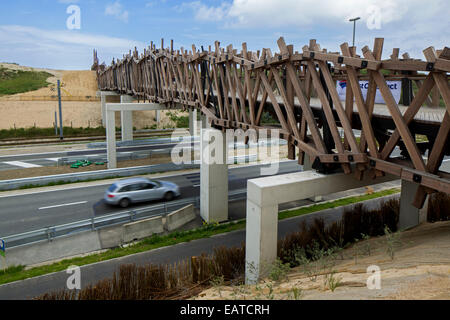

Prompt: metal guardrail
[{"left": 1, "top": 189, "right": 247, "bottom": 249}]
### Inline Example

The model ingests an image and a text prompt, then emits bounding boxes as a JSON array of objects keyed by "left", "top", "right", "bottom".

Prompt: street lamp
[{"left": 349, "top": 17, "right": 361, "bottom": 47}]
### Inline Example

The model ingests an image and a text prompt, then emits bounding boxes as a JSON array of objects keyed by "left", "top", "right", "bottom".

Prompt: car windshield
[
  {"left": 152, "top": 181, "right": 162, "bottom": 187},
  {"left": 108, "top": 183, "right": 118, "bottom": 192}
]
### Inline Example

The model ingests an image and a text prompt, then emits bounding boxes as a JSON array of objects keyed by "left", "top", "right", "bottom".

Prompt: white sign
[{"left": 336, "top": 80, "right": 401, "bottom": 105}]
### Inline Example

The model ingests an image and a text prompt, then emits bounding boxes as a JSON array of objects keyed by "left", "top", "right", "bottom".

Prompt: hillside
[
  {"left": 0, "top": 64, "right": 53, "bottom": 96},
  {"left": 0, "top": 63, "right": 98, "bottom": 99}
]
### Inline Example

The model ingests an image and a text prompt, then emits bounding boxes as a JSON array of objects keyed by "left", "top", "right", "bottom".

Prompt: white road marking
[
  {"left": 3, "top": 161, "right": 42, "bottom": 168},
  {"left": 38, "top": 201, "right": 88, "bottom": 210},
  {"left": 193, "top": 184, "right": 200, "bottom": 187},
  {"left": 0, "top": 160, "right": 296, "bottom": 199}
]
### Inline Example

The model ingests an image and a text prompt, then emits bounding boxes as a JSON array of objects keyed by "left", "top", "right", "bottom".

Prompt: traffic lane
[
  {"left": 0, "top": 161, "right": 302, "bottom": 236},
  {"left": 0, "top": 142, "right": 183, "bottom": 162}
]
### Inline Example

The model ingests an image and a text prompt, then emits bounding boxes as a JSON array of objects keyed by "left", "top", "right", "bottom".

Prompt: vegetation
[
  {"left": 427, "top": 192, "right": 450, "bottom": 222},
  {"left": 0, "top": 188, "right": 401, "bottom": 288},
  {"left": 166, "top": 111, "right": 189, "bottom": 128},
  {"left": 0, "top": 67, "right": 52, "bottom": 96},
  {"left": 0, "top": 126, "right": 107, "bottom": 140},
  {"left": 36, "top": 194, "right": 402, "bottom": 300}
]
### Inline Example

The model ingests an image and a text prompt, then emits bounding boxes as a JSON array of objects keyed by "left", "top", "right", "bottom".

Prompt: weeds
[
  {"left": 428, "top": 192, "right": 450, "bottom": 222},
  {"left": 384, "top": 226, "right": 402, "bottom": 260},
  {"left": 268, "top": 259, "right": 290, "bottom": 282},
  {"left": 324, "top": 270, "right": 342, "bottom": 292},
  {"left": 287, "top": 287, "right": 303, "bottom": 300},
  {"left": 38, "top": 197, "right": 406, "bottom": 300}
]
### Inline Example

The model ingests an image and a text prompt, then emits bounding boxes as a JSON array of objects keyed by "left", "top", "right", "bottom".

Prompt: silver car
[{"left": 104, "top": 177, "right": 181, "bottom": 208}]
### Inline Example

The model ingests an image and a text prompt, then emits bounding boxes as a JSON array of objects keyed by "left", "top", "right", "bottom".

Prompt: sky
[{"left": 0, "top": 0, "right": 448, "bottom": 70}]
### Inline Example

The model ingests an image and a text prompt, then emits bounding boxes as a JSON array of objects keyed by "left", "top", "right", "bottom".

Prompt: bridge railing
[{"left": 93, "top": 38, "right": 450, "bottom": 208}]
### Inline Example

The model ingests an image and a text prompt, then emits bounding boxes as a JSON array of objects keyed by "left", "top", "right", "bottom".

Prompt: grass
[
  {"left": 0, "top": 67, "right": 52, "bottom": 96},
  {"left": 0, "top": 187, "right": 400, "bottom": 286},
  {"left": 166, "top": 111, "right": 189, "bottom": 128},
  {"left": 278, "top": 187, "right": 400, "bottom": 220}
]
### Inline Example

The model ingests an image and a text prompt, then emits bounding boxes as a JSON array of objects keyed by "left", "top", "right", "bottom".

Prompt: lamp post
[{"left": 349, "top": 17, "right": 361, "bottom": 47}]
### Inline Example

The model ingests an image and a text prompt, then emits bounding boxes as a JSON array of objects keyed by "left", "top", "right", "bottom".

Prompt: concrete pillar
[
  {"left": 100, "top": 92, "right": 119, "bottom": 127},
  {"left": 201, "top": 114, "right": 211, "bottom": 129},
  {"left": 302, "top": 155, "right": 323, "bottom": 202},
  {"left": 189, "top": 109, "right": 198, "bottom": 136},
  {"left": 156, "top": 110, "right": 161, "bottom": 126},
  {"left": 200, "top": 128, "right": 228, "bottom": 223},
  {"left": 399, "top": 180, "right": 422, "bottom": 230},
  {"left": 106, "top": 109, "right": 117, "bottom": 169},
  {"left": 120, "top": 95, "right": 134, "bottom": 141},
  {"left": 101, "top": 94, "right": 107, "bottom": 127},
  {"left": 245, "top": 169, "right": 396, "bottom": 284}
]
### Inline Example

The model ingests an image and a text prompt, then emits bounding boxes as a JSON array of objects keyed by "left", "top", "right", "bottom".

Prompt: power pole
[{"left": 57, "top": 80, "right": 64, "bottom": 140}]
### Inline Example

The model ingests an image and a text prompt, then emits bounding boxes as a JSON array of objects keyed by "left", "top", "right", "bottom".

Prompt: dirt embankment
[
  {"left": 0, "top": 63, "right": 186, "bottom": 130},
  {"left": 195, "top": 221, "right": 450, "bottom": 300}
]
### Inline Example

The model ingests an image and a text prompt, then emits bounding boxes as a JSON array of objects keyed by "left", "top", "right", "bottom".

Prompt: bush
[
  {"left": 37, "top": 198, "right": 403, "bottom": 300},
  {"left": 428, "top": 192, "right": 450, "bottom": 222}
]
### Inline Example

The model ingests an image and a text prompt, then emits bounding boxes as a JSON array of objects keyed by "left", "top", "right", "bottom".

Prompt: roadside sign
[{"left": 0, "top": 239, "right": 5, "bottom": 257}]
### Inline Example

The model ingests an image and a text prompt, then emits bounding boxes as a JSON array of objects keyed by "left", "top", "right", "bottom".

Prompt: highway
[
  {"left": 0, "top": 161, "right": 302, "bottom": 237},
  {"left": 0, "top": 194, "right": 353, "bottom": 300},
  {"left": 0, "top": 141, "right": 183, "bottom": 171}
]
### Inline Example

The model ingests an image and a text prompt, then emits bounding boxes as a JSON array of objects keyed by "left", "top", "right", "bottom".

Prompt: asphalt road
[
  {"left": 0, "top": 197, "right": 351, "bottom": 300},
  {"left": 0, "top": 161, "right": 302, "bottom": 237}
]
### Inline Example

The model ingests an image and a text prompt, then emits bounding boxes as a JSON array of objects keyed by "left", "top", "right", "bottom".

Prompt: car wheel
[
  {"left": 119, "top": 198, "right": 130, "bottom": 208},
  {"left": 164, "top": 192, "right": 174, "bottom": 201}
]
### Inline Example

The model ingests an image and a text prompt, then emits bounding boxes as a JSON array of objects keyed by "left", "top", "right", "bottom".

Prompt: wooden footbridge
[{"left": 92, "top": 37, "right": 450, "bottom": 208}]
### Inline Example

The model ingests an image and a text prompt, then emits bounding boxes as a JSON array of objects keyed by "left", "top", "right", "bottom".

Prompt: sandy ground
[
  {"left": 0, "top": 63, "right": 186, "bottom": 129},
  {"left": 0, "top": 100, "right": 184, "bottom": 129},
  {"left": 194, "top": 221, "right": 450, "bottom": 300}
]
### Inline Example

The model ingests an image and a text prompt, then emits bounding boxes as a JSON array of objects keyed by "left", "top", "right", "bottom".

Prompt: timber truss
[{"left": 92, "top": 37, "right": 450, "bottom": 208}]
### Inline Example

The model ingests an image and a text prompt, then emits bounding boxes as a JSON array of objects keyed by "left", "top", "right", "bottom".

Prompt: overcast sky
[{"left": 0, "top": 0, "right": 448, "bottom": 70}]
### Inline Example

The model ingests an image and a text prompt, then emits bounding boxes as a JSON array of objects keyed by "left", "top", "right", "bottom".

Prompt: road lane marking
[
  {"left": 3, "top": 161, "right": 42, "bottom": 168},
  {"left": 0, "top": 160, "right": 297, "bottom": 199},
  {"left": 38, "top": 201, "right": 88, "bottom": 210}
]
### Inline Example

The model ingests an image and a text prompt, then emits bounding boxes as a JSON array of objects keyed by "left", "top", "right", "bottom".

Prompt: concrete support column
[
  {"left": 156, "top": 110, "right": 161, "bottom": 126},
  {"left": 189, "top": 109, "right": 198, "bottom": 136},
  {"left": 201, "top": 114, "right": 211, "bottom": 129},
  {"left": 100, "top": 92, "right": 119, "bottom": 127},
  {"left": 302, "top": 155, "right": 323, "bottom": 202},
  {"left": 106, "top": 109, "right": 117, "bottom": 169},
  {"left": 200, "top": 128, "right": 228, "bottom": 223},
  {"left": 120, "top": 95, "right": 134, "bottom": 141},
  {"left": 101, "top": 94, "right": 107, "bottom": 127},
  {"left": 399, "top": 180, "right": 426, "bottom": 230},
  {"left": 245, "top": 169, "right": 396, "bottom": 284}
]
